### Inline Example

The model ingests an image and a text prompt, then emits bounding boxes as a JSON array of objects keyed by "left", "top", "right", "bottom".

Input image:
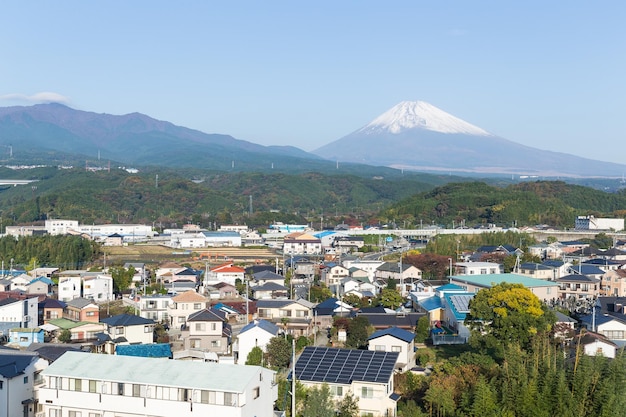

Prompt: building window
[
  {"left": 374, "top": 345, "right": 385, "bottom": 351},
  {"left": 86, "top": 311, "right": 95, "bottom": 317},
  {"left": 224, "top": 392, "right": 238, "bottom": 406},
  {"left": 0, "top": 380, "right": 3, "bottom": 389},
  {"left": 361, "top": 386, "right": 373, "bottom": 398},
  {"left": 392, "top": 345, "right": 402, "bottom": 352},
  {"left": 49, "top": 410, "right": 61, "bottom": 417},
  {"left": 196, "top": 323, "right": 206, "bottom": 331},
  {"left": 70, "top": 378, "right": 81, "bottom": 391},
  {"left": 211, "top": 322, "right": 217, "bottom": 331},
  {"left": 190, "top": 339, "right": 201, "bottom": 349},
  {"left": 211, "top": 340, "right": 221, "bottom": 348},
  {"left": 330, "top": 385, "right": 343, "bottom": 396},
  {"left": 194, "top": 303, "right": 202, "bottom": 310},
  {"left": 253, "top": 386, "right": 260, "bottom": 399},
  {"left": 115, "top": 327, "right": 124, "bottom": 335},
  {"left": 24, "top": 376, "right": 29, "bottom": 384},
  {"left": 118, "top": 383, "right": 124, "bottom": 395},
  {"left": 68, "top": 412, "right": 82, "bottom": 417},
  {"left": 89, "top": 380, "right": 97, "bottom": 393},
  {"left": 133, "top": 384, "right": 141, "bottom": 397},
  {"left": 89, "top": 413, "right": 101, "bottom": 417},
  {"left": 144, "top": 325, "right": 152, "bottom": 333},
  {"left": 200, "top": 390, "right": 216, "bottom": 404}
]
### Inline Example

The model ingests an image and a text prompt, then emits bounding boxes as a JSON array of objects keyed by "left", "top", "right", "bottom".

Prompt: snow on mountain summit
[{"left": 361, "top": 101, "right": 492, "bottom": 136}]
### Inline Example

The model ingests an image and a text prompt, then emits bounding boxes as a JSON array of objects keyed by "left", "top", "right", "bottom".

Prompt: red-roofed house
[{"left": 204, "top": 262, "right": 245, "bottom": 287}]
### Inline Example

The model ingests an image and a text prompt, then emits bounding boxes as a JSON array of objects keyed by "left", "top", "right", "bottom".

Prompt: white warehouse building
[{"left": 575, "top": 216, "right": 624, "bottom": 231}]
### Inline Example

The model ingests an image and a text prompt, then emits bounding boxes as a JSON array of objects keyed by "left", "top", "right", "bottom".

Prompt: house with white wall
[
  {"left": 101, "top": 313, "right": 156, "bottom": 345},
  {"left": 0, "top": 350, "right": 48, "bottom": 417},
  {"left": 368, "top": 327, "right": 416, "bottom": 372},
  {"left": 167, "top": 290, "right": 209, "bottom": 328},
  {"left": 236, "top": 319, "right": 280, "bottom": 365},
  {"left": 39, "top": 351, "right": 278, "bottom": 417},
  {"left": 0, "top": 296, "right": 38, "bottom": 336},
  {"left": 294, "top": 346, "right": 399, "bottom": 417}
]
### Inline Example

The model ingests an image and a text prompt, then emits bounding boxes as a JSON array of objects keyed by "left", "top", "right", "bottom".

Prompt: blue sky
[{"left": 2, "top": 2, "right": 625, "bottom": 164}]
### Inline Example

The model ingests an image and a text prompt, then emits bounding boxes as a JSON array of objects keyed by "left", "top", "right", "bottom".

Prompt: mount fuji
[{"left": 313, "top": 101, "right": 626, "bottom": 178}]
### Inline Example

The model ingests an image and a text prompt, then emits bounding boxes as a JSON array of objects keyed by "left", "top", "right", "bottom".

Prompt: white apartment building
[
  {"left": 0, "top": 296, "right": 38, "bottom": 335},
  {"left": 39, "top": 352, "right": 278, "bottom": 417}
]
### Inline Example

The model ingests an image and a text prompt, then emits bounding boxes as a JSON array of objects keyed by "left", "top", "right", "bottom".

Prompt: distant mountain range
[
  {"left": 0, "top": 103, "right": 330, "bottom": 172},
  {"left": 313, "top": 101, "right": 626, "bottom": 178},
  {"left": 0, "top": 102, "right": 624, "bottom": 178}
]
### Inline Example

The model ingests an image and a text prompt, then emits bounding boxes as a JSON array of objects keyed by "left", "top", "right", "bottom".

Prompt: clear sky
[{"left": 2, "top": 2, "right": 625, "bottom": 164}]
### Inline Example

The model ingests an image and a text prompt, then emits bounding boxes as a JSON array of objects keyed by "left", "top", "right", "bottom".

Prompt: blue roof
[
  {"left": 436, "top": 283, "right": 464, "bottom": 293},
  {"left": 571, "top": 265, "right": 606, "bottom": 275},
  {"left": 419, "top": 296, "right": 443, "bottom": 311},
  {"left": 31, "top": 276, "right": 54, "bottom": 285},
  {"left": 115, "top": 343, "right": 172, "bottom": 358},
  {"left": 101, "top": 314, "right": 155, "bottom": 327},
  {"left": 314, "top": 230, "right": 336, "bottom": 239},
  {"left": 0, "top": 353, "right": 36, "bottom": 378},
  {"left": 368, "top": 327, "right": 415, "bottom": 343},
  {"left": 239, "top": 319, "right": 280, "bottom": 336},
  {"left": 444, "top": 293, "right": 475, "bottom": 321}
]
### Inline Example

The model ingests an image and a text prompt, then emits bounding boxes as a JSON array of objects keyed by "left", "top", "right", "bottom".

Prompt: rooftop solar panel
[{"left": 295, "top": 347, "right": 398, "bottom": 385}]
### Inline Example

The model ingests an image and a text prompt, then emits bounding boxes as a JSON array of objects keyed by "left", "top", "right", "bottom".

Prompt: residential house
[
  {"left": 0, "top": 350, "right": 48, "bottom": 417},
  {"left": 576, "top": 331, "right": 618, "bottom": 358},
  {"left": 518, "top": 263, "right": 555, "bottom": 280},
  {"left": 155, "top": 261, "right": 185, "bottom": 282},
  {"left": 250, "top": 270, "right": 285, "bottom": 287},
  {"left": 368, "top": 327, "right": 416, "bottom": 372},
  {"left": 24, "top": 276, "right": 53, "bottom": 295},
  {"left": 206, "top": 282, "right": 240, "bottom": 300},
  {"left": 39, "top": 351, "right": 278, "bottom": 417},
  {"left": 205, "top": 263, "right": 245, "bottom": 287},
  {"left": 283, "top": 232, "right": 322, "bottom": 255},
  {"left": 0, "top": 296, "right": 39, "bottom": 336},
  {"left": 374, "top": 263, "right": 423, "bottom": 297},
  {"left": 167, "top": 290, "right": 209, "bottom": 329},
  {"left": 415, "top": 283, "right": 466, "bottom": 325},
  {"left": 332, "top": 235, "right": 365, "bottom": 253},
  {"left": 8, "top": 328, "right": 45, "bottom": 347},
  {"left": 64, "top": 297, "right": 100, "bottom": 323},
  {"left": 320, "top": 263, "right": 350, "bottom": 291},
  {"left": 39, "top": 298, "right": 66, "bottom": 324},
  {"left": 454, "top": 262, "right": 502, "bottom": 276},
  {"left": 47, "top": 318, "right": 106, "bottom": 343},
  {"left": 341, "top": 259, "right": 385, "bottom": 283},
  {"left": 600, "top": 269, "right": 626, "bottom": 296},
  {"left": 236, "top": 319, "right": 280, "bottom": 365},
  {"left": 103, "top": 232, "right": 124, "bottom": 246},
  {"left": 82, "top": 273, "right": 113, "bottom": 303},
  {"left": 449, "top": 273, "right": 559, "bottom": 302},
  {"left": 556, "top": 274, "right": 601, "bottom": 301},
  {"left": 251, "top": 282, "right": 289, "bottom": 299},
  {"left": 57, "top": 276, "right": 82, "bottom": 302},
  {"left": 294, "top": 346, "right": 399, "bottom": 417},
  {"left": 183, "top": 308, "right": 232, "bottom": 354},
  {"left": 255, "top": 299, "right": 313, "bottom": 337},
  {"left": 101, "top": 313, "right": 156, "bottom": 345},
  {"left": 286, "top": 256, "right": 317, "bottom": 281},
  {"left": 439, "top": 292, "right": 474, "bottom": 344},
  {"left": 135, "top": 293, "right": 173, "bottom": 323}
]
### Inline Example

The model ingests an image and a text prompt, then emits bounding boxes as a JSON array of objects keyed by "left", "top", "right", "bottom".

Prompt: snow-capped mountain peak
[{"left": 361, "top": 100, "right": 492, "bottom": 136}]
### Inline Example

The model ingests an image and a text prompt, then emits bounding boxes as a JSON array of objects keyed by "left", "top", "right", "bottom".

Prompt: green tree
[
  {"left": 110, "top": 265, "right": 135, "bottom": 293},
  {"left": 378, "top": 288, "right": 403, "bottom": 309},
  {"left": 415, "top": 315, "right": 430, "bottom": 344},
  {"left": 303, "top": 384, "right": 334, "bottom": 417},
  {"left": 58, "top": 329, "right": 72, "bottom": 343},
  {"left": 266, "top": 336, "right": 291, "bottom": 369},
  {"left": 336, "top": 390, "right": 359, "bottom": 417},
  {"left": 310, "top": 284, "right": 333, "bottom": 302},
  {"left": 246, "top": 346, "right": 264, "bottom": 366},
  {"left": 346, "top": 316, "right": 370, "bottom": 349},
  {"left": 465, "top": 283, "right": 556, "bottom": 352}
]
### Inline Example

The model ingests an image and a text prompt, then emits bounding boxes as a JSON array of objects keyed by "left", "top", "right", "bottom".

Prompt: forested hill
[
  {"left": 0, "top": 167, "right": 448, "bottom": 227},
  {"left": 383, "top": 181, "right": 626, "bottom": 229}
]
